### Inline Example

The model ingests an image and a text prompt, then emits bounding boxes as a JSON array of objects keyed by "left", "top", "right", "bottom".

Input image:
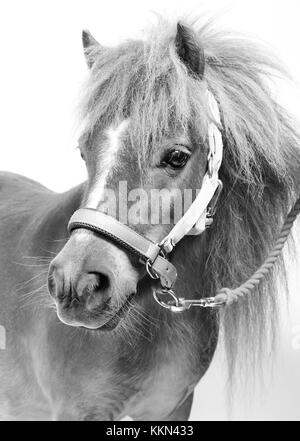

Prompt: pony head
[{"left": 48, "top": 21, "right": 212, "bottom": 330}]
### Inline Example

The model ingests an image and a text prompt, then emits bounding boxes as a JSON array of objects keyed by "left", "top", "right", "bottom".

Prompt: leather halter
[
  {"left": 68, "top": 91, "right": 224, "bottom": 312},
  {"left": 68, "top": 208, "right": 178, "bottom": 289}
]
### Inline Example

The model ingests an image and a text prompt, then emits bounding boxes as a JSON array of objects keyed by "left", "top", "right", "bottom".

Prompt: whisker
[
  {"left": 51, "top": 238, "right": 69, "bottom": 243},
  {"left": 13, "top": 262, "right": 50, "bottom": 268},
  {"left": 18, "top": 283, "right": 48, "bottom": 301},
  {"left": 132, "top": 304, "right": 160, "bottom": 327},
  {"left": 128, "top": 307, "right": 152, "bottom": 331},
  {"left": 18, "top": 284, "right": 50, "bottom": 311},
  {"left": 15, "top": 271, "right": 49, "bottom": 291},
  {"left": 21, "top": 255, "right": 53, "bottom": 261},
  {"left": 39, "top": 247, "right": 62, "bottom": 256}
]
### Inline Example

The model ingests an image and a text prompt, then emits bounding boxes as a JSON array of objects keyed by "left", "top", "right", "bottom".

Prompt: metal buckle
[
  {"left": 146, "top": 259, "right": 160, "bottom": 280},
  {"left": 206, "top": 179, "right": 223, "bottom": 219}
]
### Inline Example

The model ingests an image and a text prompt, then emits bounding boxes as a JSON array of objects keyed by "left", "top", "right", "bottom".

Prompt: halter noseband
[{"left": 68, "top": 91, "right": 224, "bottom": 312}]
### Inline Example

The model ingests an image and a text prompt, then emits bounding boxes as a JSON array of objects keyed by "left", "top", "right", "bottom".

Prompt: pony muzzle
[{"left": 47, "top": 230, "right": 139, "bottom": 329}]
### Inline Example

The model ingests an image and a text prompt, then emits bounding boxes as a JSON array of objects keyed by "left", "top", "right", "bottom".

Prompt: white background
[{"left": 0, "top": 0, "right": 299, "bottom": 420}]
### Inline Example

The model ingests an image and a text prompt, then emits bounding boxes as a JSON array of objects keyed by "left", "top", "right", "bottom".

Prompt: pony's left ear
[
  {"left": 82, "top": 29, "right": 102, "bottom": 69},
  {"left": 175, "top": 23, "right": 205, "bottom": 79}
]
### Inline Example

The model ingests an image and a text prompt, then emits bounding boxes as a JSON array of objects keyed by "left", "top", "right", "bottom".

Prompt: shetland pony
[{"left": 0, "top": 19, "right": 299, "bottom": 420}]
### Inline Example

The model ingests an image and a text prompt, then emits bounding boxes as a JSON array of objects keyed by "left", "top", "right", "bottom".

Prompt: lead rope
[
  {"left": 214, "top": 197, "right": 300, "bottom": 306},
  {"left": 153, "top": 197, "right": 300, "bottom": 312}
]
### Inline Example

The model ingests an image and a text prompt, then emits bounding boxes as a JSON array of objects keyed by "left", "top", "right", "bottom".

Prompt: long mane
[
  {"left": 80, "top": 18, "right": 300, "bottom": 379},
  {"left": 197, "top": 21, "right": 300, "bottom": 379}
]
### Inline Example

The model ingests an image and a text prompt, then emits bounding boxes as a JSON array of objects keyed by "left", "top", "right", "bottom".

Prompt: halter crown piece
[{"left": 68, "top": 91, "right": 225, "bottom": 312}]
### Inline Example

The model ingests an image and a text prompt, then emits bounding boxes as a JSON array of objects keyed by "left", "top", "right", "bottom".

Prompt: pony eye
[
  {"left": 80, "top": 151, "right": 86, "bottom": 161},
  {"left": 161, "top": 149, "right": 190, "bottom": 169}
]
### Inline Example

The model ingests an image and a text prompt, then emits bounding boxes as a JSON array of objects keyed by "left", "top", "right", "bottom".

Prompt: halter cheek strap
[
  {"left": 68, "top": 91, "right": 223, "bottom": 300},
  {"left": 159, "top": 90, "right": 223, "bottom": 253}
]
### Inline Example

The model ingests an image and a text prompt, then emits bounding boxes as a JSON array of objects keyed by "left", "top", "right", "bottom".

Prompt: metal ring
[
  {"left": 146, "top": 260, "right": 159, "bottom": 280},
  {"left": 152, "top": 288, "right": 180, "bottom": 310}
]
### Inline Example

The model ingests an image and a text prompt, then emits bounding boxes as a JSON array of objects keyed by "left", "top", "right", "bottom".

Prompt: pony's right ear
[
  {"left": 82, "top": 30, "right": 101, "bottom": 69},
  {"left": 175, "top": 23, "right": 205, "bottom": 79}
]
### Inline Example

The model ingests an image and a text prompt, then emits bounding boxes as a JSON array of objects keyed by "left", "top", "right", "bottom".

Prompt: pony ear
[
  {"left": 175, "top": 23, "right": 205, "bottom": 79},
  {"left": 82, "top": 30, "right": 102, "bottom": 69}
]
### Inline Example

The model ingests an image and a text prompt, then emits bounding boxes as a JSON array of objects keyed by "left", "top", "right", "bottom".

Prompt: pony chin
[
  {"left": 54, "top": 290, "right": 137, "bottom": 331},
  {"left": 55, "top": 303, "right": 120, "bottom": 331}
]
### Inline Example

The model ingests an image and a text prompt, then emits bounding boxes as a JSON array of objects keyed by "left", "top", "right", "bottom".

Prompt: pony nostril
[
  {"left": 48, "top": 261, "right": 73, "bottom": 301},
  {"left": 76, "top": 271, "right": 111, "bottom": 300},
  {"left": 48, "top": 264, "right": 60, "bottom": 298},
  {"left": 48, "top": 261, "right": 112, "bottom": 309},
  {"left": 90, "top": 272, "right": 110, "bottom": 292},
  {"left": 75, "top": 271, "right": 112, "bottom": 310},
  {"left": 48, "top": 272, "right": 56, "bottom": 298}
]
